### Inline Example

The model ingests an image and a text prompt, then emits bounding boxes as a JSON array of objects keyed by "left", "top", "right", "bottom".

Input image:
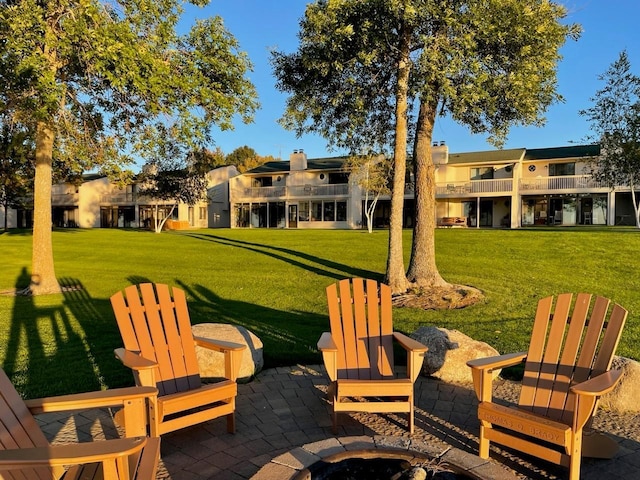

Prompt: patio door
[{"left": 288, "top": 205, "right": 298, "bottom": 228}]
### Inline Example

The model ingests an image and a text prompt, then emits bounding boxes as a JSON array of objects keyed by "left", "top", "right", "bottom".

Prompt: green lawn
[{"left": 1, "top": 227, "right": 639, "bottom": 399}]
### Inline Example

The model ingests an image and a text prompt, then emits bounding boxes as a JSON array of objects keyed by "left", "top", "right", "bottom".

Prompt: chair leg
[
  {"left": 478, "top": 424, "right": 490, "bottom": 459},
  {"left": 332, "top": 409, "right": 338, "bottom": 435},
  {"left": 568, "top": 432, "right": 583, "bottom": 480},
  {"left": 408, "top": 401, "right": 414, "bottom": 434},
  {"left": 227, "top": 412, "right": 235, "bottom": 433}
]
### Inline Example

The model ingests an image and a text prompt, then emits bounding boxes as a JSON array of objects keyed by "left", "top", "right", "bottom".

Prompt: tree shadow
[
  {"left": 173, "top": 279, "right": 327, "bottom": 368},
  {"left": 182, "top": 232, "right": 380, "bottom": 281}
]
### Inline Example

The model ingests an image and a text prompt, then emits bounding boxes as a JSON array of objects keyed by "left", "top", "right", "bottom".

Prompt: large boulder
[
  {"left": 599, "top": 356, "right": 640, "bottom": 414},
  {"left": 192, "top": 323, "right": 263, "bottom": 383},
  {"left": 411, "top": 326, "right": 500, "bottom": 384}
]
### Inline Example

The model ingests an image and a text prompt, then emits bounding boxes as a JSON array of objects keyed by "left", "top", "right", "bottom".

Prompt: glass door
[{"left": 288, "top": 204, "right": 298, "bottom": 228}]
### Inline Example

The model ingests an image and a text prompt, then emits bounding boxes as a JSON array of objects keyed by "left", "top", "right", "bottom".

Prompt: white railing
[
  {"left": 237, "top": 186, "right": 287, "bottom": 198},
  {"left": 519, "top": 175, "right": 605, "bottom": 191},
  {"left": 100, "top": 193, "right": 136, "bottom": 203},
  {"left": 52, "top": 194, "right": 79, "bottom": 205},
  {"left": 288, "top": 184, "right": 349, "bottom": 197},
  {"left": 233, "top": 184, "right": 349, "bottom": 199},
  {"left": 436, "top": 178, "right": 513, "bottom": 195}
]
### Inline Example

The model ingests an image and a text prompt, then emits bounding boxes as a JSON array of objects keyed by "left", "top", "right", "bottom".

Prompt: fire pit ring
[{"left": 251, "top": 436, "right": 519, "bottom": 480}]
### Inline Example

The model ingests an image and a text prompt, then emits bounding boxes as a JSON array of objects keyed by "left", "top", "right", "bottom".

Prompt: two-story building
[
  {"left": 2, "top": 170, "right": 220, "bottom": 230},
  {"left": 2, "top": 143, "right": 635, "bottom": 230},
  {"left": 229, "top": 143, "right": 632, "bottom": 229}
]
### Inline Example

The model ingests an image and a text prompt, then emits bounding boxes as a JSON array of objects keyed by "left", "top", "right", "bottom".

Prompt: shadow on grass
[
  {"left": 2, "top": 270, "right": 124, "bottom": 400},
  {"left": 182, "top": 232, "right": 380, "bottom": 281},
  {"left": 168, "top": 278, "right": 326, "bottom": 369},
  {"left": 2, "top": 266, "right": 328, "bottom": 399}
]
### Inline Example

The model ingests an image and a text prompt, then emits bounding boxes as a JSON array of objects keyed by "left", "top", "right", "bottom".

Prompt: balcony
[
  {"left": 288, "top": 184, "right": 349, "bottom": 197},
  {"left": 519, "top": 175, "right": 605, "bottom": 191},
  {"left": 436, "top": 178, "right": 514, "bottom": 196},
  {"left": 235, "top": 186, "right": 287, "bottom": 199},
  {"left": 100, "top": 193, "right": 136, "bottom": 203},
  {"left": 52, "top": 193, "right": 79, "bottom": 206},
  {"left": 232, "top": 184, "right": 349, "bottom": 200}
]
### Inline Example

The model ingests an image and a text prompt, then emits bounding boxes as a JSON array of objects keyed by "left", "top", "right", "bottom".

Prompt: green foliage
[
  {"left": 580, "top": 51, "right": 640, "bottom": 224},
  {"left": 272, "top": 0, "right": 579, "bottom": 151},
  {"left": 1, "top": 227, "right": 639, "bottom": 398},
  {"left": 0, "top": 120, "right": 34, "bottom": 228},
  {"left": 225, "top": 145, "right": 257, "bottom": 167},
  {"left": 0, "top": 0, "right": 258, "bottom": 180},
  {"left": 225, "top": 145, "right": 274, "bottom": 173}
]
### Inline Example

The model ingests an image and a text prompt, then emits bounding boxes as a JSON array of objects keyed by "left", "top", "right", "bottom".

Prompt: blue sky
[{"left": 184, "top": 0, "right": 640, "bottom": 159}]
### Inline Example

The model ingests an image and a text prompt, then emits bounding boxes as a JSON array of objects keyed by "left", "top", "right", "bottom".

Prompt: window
[
  {"left": 310, "top": 201, "right": 322, "bottom": 221},
  {"left": 253, "top": 177, "right": 273, "bottom": 187},
  {"left": 299, "top": 202, "right": 310, "bottom": 221},
  {"left": 471, "top": 167, "right": 494, "bottom": 180},
  {"left": 336, "top": 201, "right": 347, "bottom": 221},
  {"left": 199, "top": 207, "right": 207, "bottom": 220},
  {"left": 549, "top": 162, "right": 575, "bottom": 176},
  {"left": 328, "top": 172, "right": 349, "bottom": 184},
  {"left": 323, "top": 201, "right": 335, "bottom": 221}
]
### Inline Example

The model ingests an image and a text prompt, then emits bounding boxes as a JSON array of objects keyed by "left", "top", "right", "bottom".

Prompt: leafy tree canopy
[
  {"left": 272, "top": 0, "right": 580, "bottom": 152},
  {"left": 0, "top": 0, "right": 259, "bottom": 293},
  {"left": 0, "top": 0, "right": 259, "bottom": 177},
  {"left": 580, "top": 50, "right": 640, "bottom": 227}
]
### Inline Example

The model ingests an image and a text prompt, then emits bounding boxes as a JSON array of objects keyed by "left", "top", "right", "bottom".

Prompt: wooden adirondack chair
[
  {"left": 111, "top": 283, "right": 246, "bottom": 437},
  {"left": 317, "top": 278, "right": 428, "bottom": 434},
  {"left": 0, "top": 367, "right": 159, "bottom": 480},
  {"left": 467, "top": 293, "right": 628, "bottom": 480}
]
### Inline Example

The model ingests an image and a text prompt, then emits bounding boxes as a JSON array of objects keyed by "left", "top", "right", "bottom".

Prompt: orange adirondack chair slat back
[
  {"left": 0, "top": 369, "right": 58, "bottom": 480},
  {"left": 519, "top": 293, "right": 628, "bottom": 423},
  {"left": 327, "top": 278, "right": 395, "bottom": 380},
  {"left": 111, "top": 283, "right": 202, "bottom": 396}
]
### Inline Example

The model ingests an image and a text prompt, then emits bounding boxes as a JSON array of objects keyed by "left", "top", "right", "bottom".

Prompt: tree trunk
[
  {"left": 406, "top": 99, "right": 448, "bottom": 288},
  {"left": 31, "top": 121, "right": 61, "bottom": 295},
  {"left": 384, "top": 26, "right": 411, "bottom": 294}
]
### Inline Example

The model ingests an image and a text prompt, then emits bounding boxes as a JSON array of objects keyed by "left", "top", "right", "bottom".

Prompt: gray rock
[
  {"left": 411, "top": 326, "right": 500, "bottom": 383},
  {"left": 599, "top": 356, "right": 640, "bottom": 414},
  {"left": 192, "top": 323, "right": 263, "bottom": 383}
]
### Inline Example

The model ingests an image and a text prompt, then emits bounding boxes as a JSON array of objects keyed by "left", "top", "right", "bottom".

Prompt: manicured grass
[{"left": 1, "top": 227, "right": 639, "bottom": 399}]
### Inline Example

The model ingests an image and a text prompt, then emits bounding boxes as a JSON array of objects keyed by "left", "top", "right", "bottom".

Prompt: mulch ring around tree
[{"left": 392, "top": 284, "right": 484, "bottom": 310}]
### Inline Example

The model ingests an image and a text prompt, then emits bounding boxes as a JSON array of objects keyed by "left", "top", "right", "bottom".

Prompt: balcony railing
[
  {"left": 100, "top": 193, "right": 136, "bottom": 203},
  {"left": 519, "top": 175, "right": 605, "bottom": 191},
  {"left": 52, "top": 193, "right": 79, "bottom": 205},
  {"left": 288, "top": 184, "right": 349, "bottom": 197},
  {"left": 436, "top": 178, "right": 513, "bottom": 195},
  {"left": 232, "top": 184, "right": 349, "bottom": 199},
  {"left": 236, "top": 186, "right": 287, "bottom": 198}
]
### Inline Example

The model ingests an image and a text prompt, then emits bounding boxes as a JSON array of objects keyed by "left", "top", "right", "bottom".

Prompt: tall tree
[
  {"left": 0, "top": 122, "right": 34, "bottom": 230},
  {"left": 0, "top": 0, "right": 258, "bottom": 294},
  {"left": 580, "top": 51, "right": 640, "bottom": 227},
  {"left": 273, "top": 0, "right": 578, "bottom": 294}
]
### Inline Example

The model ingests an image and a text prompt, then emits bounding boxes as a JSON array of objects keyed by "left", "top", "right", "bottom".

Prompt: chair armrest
[
  {"left": 193, "top": 336, "right": 245, "bottom": 381},
  {"left": 114, "top": 348, "right": 157, "bottom": 371},
  {"left": 317, "top": 332, "right": 338, "bottom": 351},
  {"left": 393, "top": 332, "right": 428, "bottom": 353},
  {"left": 0, "top": 437, "right": 146, "bottom": 469},
  {"left": 317, "top": 332, "right": 338, "bottom": 382},
  {"left": 393, "top": 332, "right": 427, "bottom": 383},
  {"left": 468, "top": 352, "right": 527, "bottom": 403},
  {"left": 467, "top": 351, "right": 527, "bottom": 371},
  {"left": 570, "top": 370, "right": 623, "bottom": 432},
  {"left": 24, "top": 386, "right": 158, "bottom": 414},
  {"left": 571, "top": 369, "right": 622, "bottom": 397},
  {"left": 193, "top": 336, "right": 246, "bottom": 352}
]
